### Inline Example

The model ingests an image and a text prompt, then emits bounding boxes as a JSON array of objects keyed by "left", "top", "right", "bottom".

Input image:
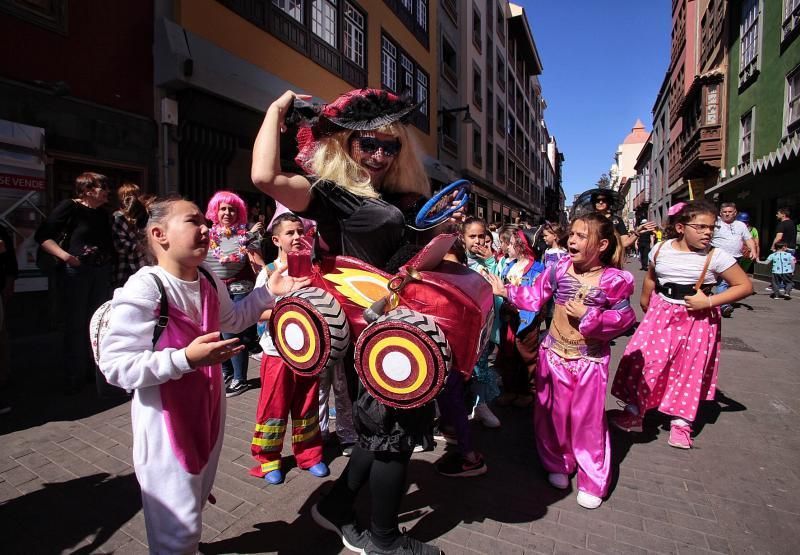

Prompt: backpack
[{"left": 90, "top": 267, "right": 217, "bottom": 367}]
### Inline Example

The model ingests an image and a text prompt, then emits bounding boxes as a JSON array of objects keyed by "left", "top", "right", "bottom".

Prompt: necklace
[{"left": 209, "top": 224, "right": 249, "bottom": 264}]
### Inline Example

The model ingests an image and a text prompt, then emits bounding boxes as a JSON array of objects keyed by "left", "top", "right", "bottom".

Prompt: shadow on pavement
[
  {"left": 0, "top": 382, "right": 129, "bottom": 437},
  {"left": 0, "top": 472, "right": 141, "bottom": 554}
]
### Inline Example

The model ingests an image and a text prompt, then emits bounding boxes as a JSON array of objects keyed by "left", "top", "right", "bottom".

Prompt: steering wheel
[{"left": 413, "top": 179, "right": 471, "bottom": 230}]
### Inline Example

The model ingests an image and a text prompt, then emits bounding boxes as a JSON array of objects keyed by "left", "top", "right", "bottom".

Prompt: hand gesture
[
  {"left": 683, "top": 289, "right": 710, "bottom": 311},
  {"left": 484, "top": 272, "right": 507, "bottom": 297},
  {"left": 564, "top": 299, "right": 588, "bottom": 319},
  {"left": 249, "top": 222, "right": 263, "bottom": 234},
  {"left": 185, "top": 332, "right": 244, "bottom": 368},
  {"left": 270, "top": 90, "right": 312, "bottom": 133},
  {"left": 268, "top": 269, "right": 311, "bottom": 296},
  {"left": 471, "top": 242, "right": 492, "bottom": 260},
  {"left": 636, "top": 221, "right": 656, "bottom": 235}
]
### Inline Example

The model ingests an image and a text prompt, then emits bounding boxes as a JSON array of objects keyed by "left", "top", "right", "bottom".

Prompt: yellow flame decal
[{"left": 323, "top": 269, "right": 390, "bottom": 308}]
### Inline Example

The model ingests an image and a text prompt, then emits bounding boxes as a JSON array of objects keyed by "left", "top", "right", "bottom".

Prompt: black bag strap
[
  {"left": 198, "top": 265, "right": 218, "bottom": 291},
  {"left": 150, "top": 267, "right": 218, "bottom": 348},
  {"left": 150, "top": 274, "right": 169, "bottom": 347}
]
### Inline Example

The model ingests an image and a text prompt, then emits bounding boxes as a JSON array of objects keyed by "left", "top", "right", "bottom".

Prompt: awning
[
  {"left": 154, "top": 17, "right": 324, "bottom": 112},
  {"left": 708, "top": 133, "right": 800, "bottom": 195}
]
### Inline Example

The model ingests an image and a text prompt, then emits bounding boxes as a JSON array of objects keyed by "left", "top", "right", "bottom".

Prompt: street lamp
[{"left": 437, "top": 105, "right": 475, "bottom": 124}]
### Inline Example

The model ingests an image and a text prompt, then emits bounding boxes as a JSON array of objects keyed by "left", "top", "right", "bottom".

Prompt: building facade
[
  {"left": 649, "top": 72, "right": 672, "bottom": 224},
  {"left": 0, "top": 0, "right": 157, "bottom": 330},
  {"left": 709, "top": 0, "right": 800, "bottom": 252},
  {"left": 437, "top": 0, "right": 560, "bottom": 224},
  {"left": 157, "top": 0, "right": 437, "bottom": 210}
]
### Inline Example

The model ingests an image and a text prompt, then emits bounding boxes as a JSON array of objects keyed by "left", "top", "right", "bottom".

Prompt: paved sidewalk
[{"left": 0, "top": 262, "right": 798, "bottom": 554}]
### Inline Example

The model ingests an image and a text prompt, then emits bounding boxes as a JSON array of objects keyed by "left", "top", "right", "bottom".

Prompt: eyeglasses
[
  {"left": 683, "top": 223, "right": 719, "bottom": 232},
  {"left": 594, "top": 198, "right": 609, "bottom": 204},
  {"left": 353, "top": 136, "right": 402, "bottom": 157}
]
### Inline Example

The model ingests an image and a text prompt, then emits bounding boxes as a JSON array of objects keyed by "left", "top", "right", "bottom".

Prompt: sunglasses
[
  {"left": 353, "top": 136, "right": 402, "bottom": 157},
  {"left": 594, "top": 198, "right": 609, "bottom": 204}
]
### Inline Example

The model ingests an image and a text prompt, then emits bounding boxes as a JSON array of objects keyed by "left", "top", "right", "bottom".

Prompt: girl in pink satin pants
[{"left": 489, "top": 213, "right": 636, "bottom": 509}]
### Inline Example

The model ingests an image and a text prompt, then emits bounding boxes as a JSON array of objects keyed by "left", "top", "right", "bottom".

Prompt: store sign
[{"left": 0, "top": 172, "right": 45, "bottom": 191}]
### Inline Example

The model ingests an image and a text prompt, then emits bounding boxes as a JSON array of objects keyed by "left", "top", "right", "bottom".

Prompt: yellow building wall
[{"left": 175, "top": 0, "right": 437, "bottom": 154}]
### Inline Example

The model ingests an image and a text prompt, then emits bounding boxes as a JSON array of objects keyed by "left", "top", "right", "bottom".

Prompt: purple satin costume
[{"left": 506, "top": 257, "right": 636, "bottom": 497}]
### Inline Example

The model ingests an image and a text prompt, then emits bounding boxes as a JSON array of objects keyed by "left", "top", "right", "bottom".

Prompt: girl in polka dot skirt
[{"left": 610, "top": 201, "right": 752, "bottom": 449}]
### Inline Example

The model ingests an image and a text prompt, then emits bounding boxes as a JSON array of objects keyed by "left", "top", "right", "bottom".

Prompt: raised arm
[{"left": 251, "top": 90, "right": 315, "bottom": 212}]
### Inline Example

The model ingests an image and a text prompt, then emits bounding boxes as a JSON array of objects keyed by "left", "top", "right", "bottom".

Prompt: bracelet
[{"left": 707, "top": 295, "right": 713, "bottom": 309}]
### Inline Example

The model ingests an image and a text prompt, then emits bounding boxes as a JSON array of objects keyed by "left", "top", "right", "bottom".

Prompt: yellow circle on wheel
[
  {"left": 276, "top": 310, "right": 317, "bottom": 364},
  {"left": 367, "top": 337, "right": 428, "bottom": 395}
]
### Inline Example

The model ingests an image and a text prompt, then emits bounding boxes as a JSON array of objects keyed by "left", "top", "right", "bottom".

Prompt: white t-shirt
[
  {"left": 256, "top": 259, "right": 286, "bottom": 357},
  {"left": 650, "top": 240, "right": 737, "bottom": 304},
  {"left": 711, "top": 219, "right": 750, "bottom": 258}
]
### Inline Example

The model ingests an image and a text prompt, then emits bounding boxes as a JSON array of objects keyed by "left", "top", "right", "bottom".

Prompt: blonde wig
[{"left": 308, "top": 122, "right": 430, "bottom": 199}]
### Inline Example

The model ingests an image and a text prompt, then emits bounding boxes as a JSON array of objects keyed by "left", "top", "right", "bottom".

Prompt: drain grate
[{"left": 721, "top": 336, "right": 757, "bottom": 352}]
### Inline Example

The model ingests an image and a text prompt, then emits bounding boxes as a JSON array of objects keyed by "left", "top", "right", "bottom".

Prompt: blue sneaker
[
  {"left": 265, "top": 469, "right": 284, "bottom": 485},
  {"left": 307, "top": 462, "right": 330, "bottom": 477}
]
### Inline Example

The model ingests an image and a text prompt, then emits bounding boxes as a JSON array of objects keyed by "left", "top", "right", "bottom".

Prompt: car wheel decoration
[
  {"left": 354, "top": 309, "right": 451, "bottom": 408},
  {"left": 270, "top": 287, "right": 350, "bottom": 376}
]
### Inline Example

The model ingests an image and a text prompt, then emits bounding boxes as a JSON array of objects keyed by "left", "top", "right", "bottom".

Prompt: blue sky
[{"left": 521, "top": 0, "right": 672, "bottom": 202}]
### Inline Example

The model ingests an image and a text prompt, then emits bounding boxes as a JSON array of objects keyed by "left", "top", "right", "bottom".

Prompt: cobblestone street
[{"left": 1, "top": 264, "right": 798, "bottom": 554}]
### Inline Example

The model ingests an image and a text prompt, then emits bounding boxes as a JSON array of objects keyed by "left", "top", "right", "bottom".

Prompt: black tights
[{"left": 323, "top": 445, "right": 412, "bottom": 548}]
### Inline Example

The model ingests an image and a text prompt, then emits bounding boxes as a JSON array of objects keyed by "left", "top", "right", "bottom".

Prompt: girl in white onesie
[{"left": 100, "top": 198, "right": 307, "bottom": 554}]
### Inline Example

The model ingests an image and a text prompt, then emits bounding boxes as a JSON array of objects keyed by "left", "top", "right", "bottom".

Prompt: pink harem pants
[{"left": 535, "top": 347, "right": 610, "bottom": 498}]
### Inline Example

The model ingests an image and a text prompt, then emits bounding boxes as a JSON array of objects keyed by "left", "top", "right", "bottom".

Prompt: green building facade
[{"left": 711, "top": 0, "right": 800, "bottom": 257}]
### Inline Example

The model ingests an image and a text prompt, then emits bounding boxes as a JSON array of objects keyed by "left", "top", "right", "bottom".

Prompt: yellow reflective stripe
[
  {"left": 255, "top": 423, "right": 285, "bottom": 433},
  {"left": 292, "top": 429, "right": 320, "bottom": 444},
  {"left": 252, "top": 436, "right": 284, "bottom": 448},
  {"left": 293, "top": 415, "right": 318, "bottom": 427},
  {"left": 260, "top": 460, "right": 281, "bottom": 472}
]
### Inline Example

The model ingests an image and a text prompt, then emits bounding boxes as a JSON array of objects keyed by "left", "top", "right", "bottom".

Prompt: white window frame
[
  {"left": 273, "top": 0, "right": 303, "bottom": 23},
  {"left": 783, "top": 0, "right": 800, "bottom": 41},
  {"left": 381, "top": 36, "right": 397, "bottom": 91},
  {"left": 416, "top": 69, "right": 428, "bottom": 115},
  {"left": 739, "top": 0, "right": 761, "bottom": 84},
  {"left": 312, "top": 0, "right": 337, "bottom": 47},
  {"left": 786, "top": 67, "right": 800, "bottom": 134},
  {"left": 343, "top": 2, "right": 364, "bottom": 68},
  {"left": 739, "top": 109, "right": 754, "bottom": 163},
  {"left": 416, "top": 0, "right": 428, "bottom": 30},
  {"left": 397, "top": 54, "right": 414, "bottom": 100}
]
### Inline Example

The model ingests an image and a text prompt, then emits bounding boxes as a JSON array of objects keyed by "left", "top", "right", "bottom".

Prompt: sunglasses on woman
[{"left": 353, "top": 136, "right": 402, "bottom": 157}]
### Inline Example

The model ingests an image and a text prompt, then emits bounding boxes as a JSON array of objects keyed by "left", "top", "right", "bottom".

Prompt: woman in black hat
[
  {"left": 590, "top": 191, "right": 654, "bottom": 250},
  {"left": 252, "top": 89, "right": 442, "bottom": 555}
]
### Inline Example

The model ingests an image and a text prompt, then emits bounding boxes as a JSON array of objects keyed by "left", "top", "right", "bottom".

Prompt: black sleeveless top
[{"left": 299, "top": 179, "right": 406, "bottom": 270}]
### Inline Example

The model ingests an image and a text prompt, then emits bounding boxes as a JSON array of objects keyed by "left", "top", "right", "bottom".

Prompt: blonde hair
[
  {"left": 571, "top": 213, "right": 625, "bottom": 269},
  {"left": 308, "top": 123, "right": 430, "bottom": 199}
]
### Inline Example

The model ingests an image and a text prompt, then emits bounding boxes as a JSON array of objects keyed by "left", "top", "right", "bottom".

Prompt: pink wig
[{"left": 205, "top": 190, "right": 248, "bottom": 226}]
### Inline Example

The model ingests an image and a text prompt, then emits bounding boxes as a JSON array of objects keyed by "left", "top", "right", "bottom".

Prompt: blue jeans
[
  {"left": 60, "top": 263, "right": 112, "bottom": 389},
  {"left": 716, "top": 278, "right": 732, "bottom": 312},
  {"left": 222, "top": 291, "right": 250, "bottom": 383}
]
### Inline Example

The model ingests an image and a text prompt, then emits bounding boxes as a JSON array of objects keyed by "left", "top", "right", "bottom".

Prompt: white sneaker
[
  {"left": 548, "top": 473, "right": 569, "bottom": 489},
  {"left": 473, "top": 402, "right": 501, "bottom": 428},
  {"left": 576, "top": 490, "right": 602, "bottom": 509}
]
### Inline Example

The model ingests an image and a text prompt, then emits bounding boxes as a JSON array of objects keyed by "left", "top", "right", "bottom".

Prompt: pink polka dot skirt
[{"left": 611, "top": 293, "right": 721, "bottom": 421}]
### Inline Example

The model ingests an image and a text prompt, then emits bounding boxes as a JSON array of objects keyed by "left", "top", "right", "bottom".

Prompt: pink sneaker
[
  {"left": 609, "top": 410, "right": 643, "bottom": 433},
  {"left": 668, "top": 424, "right": 693, "bottom": 449}
]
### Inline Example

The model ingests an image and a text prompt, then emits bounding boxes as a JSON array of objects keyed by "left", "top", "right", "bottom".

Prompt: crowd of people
[{"left": 8, "top": 86, "right": 794, "bottom": 554}]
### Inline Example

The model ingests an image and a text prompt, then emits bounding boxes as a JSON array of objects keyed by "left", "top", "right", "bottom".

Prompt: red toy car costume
[{"left": 269, "top": 233, "right": 495, "bottom": 408}]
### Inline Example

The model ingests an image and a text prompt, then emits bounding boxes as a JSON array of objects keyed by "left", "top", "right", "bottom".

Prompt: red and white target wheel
[
  {"left": 269, "top": 287, "right": 350, "bottom": 377},
  {"left": 354, "top": 309, "right": 451, "bottom": 409}
]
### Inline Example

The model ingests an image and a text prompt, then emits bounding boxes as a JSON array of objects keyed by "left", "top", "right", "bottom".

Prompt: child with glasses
[{"left": 610, "top": 201, "right": 752, "bottom": 449}]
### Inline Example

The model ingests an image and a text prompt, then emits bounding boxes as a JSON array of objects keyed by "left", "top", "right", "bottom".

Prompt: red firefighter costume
[
  {"left": 249, "top": 262, "right": 324, "bottom": 477},
  {"left": 249, "top": 355, "right": 323, "bottom": 475}
]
